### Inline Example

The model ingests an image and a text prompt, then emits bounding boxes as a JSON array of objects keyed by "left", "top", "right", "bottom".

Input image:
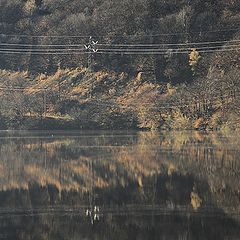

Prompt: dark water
[{"left": 0, "top": 131, "right": 239, "bottom": 240}]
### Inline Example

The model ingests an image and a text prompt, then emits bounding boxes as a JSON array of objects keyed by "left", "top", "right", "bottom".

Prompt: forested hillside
[{"left": 0, "top": 0, "right": 240, "bottom": 130}]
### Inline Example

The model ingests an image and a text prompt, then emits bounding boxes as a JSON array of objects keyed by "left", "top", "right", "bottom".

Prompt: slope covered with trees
[{"left": 0, "top": 0, "right": 239, "bottom": 130}]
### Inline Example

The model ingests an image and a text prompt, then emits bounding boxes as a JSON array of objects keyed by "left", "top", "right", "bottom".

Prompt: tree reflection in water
[{"left": 0, "top": 131, "right": 239, "bottom": 239}]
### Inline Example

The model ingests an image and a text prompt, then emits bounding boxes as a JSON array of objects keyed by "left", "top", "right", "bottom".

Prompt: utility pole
[
  {"left": 84, "top": 36, "right": 98, "bottom": 98},
  {"left": 57, "top": 62, "right": 61, "bottom": 101},
  {"left": 88, "top": 36, "right": 92, "bottom": 72},
  {"left": 84, "top": 36, "right": 99, "bottom": 72},
  {"left": 43, "top": 87, "right": 47, "bottom": 117}
]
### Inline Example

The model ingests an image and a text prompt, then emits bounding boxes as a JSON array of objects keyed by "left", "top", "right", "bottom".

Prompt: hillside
[{"left": 0, "top": 0, "right": 240, "bottom": 130}]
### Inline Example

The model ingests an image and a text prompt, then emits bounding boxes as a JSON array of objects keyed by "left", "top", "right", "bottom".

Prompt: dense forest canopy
[
  {"left": 0, "top": 0, "right": 239, "bottom": 130},
  {"left": 1, "top": 0, "right": 239, "bottom": 77}
]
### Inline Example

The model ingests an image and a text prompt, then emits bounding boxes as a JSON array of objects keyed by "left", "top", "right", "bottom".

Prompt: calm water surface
[{"left": 0, "top": 131, "right": 239, "bottom": 240}]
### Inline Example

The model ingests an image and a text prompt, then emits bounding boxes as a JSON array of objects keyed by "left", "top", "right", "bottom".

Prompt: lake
[{"left": 0, "top": 130, "right": 239, "bottom": 239}]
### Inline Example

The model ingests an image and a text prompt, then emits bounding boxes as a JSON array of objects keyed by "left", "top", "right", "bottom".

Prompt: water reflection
[{"left": 0, "top": 131, "right": 239, "bottom": 239}]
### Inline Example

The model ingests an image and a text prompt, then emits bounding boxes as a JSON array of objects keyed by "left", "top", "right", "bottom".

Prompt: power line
[
  {"left": 1, "top": 44, "right": 239, "bottom": 55},
  {"left": 0, "top": 87, "right": 236, "bottom": 110},
  {"left": 103, "top": 47, "right": 240, "bottom": 54},
  {"left": 0, "top": 86, "right": 47, "bottom": 90},
  {"left": 1, "top": 43, "right": 240, "bottom": 52},
  {"left": 0, "top": 43, "right": 85, "bottom": 47},
  {"left": 0, "top": 34, "right": 90, "bottom": 39},
  {"left": 0, "top": 51, "right": 91, "bottom": 55},
  {"left": 99, "top": 44, "right": 240, "bottom": 52},
  {"left": 136, "top": 28, "right": 240, "bottom": 37},
  {"left": 1, "top": 43, "right": 240, "bottom": 51},
  {"left": 1, "top": 39, "right": 240, "bottom": 47},
  {"left": 0, "top": 27, "right": 239, "bottom": 38},
  {"left": 98, "top": 39, "right": 240, "bottom": 47},
  {"left": 0, "top": 85, "right": 237, "bottom": 112},
  {"left": 3, "top": 42, "right": 239, "bottom": 53},
  {"left": 0, "top": 48, "right": 85, "bottom": 52},
  {"left": 76, "top": 94, "right": 238, "bottom": 110},
  {"left": 1, "top": 47, "right": 239, "bottom": 55}
]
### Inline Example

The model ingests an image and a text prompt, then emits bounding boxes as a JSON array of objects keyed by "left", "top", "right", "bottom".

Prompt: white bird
[
  {"left": 84, "top": 45, "right": 90, "bottom": 49},
  {"left": 94, "top": 206, "right": 100, "bottom": 212},
  {"left": 92, "top": 40, "right": 98, "bottom": 45},
  {"left": 92, "top": 49, "right": 98, "bottom": 53},
  {"left": 86, "top": 209, "right": 91, "bottom": 216}
]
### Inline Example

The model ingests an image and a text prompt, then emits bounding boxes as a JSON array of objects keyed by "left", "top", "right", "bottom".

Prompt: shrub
[
  {"left": 55, "top": 99, "right": 81, "bottom": 115},
  {"left": 191, "top": 192, "right": 202, "bottom": 210},
  {"left": 166, "top": 110, "right": 191, "bottom": 130},
  {"left": 137, "top": 107, "right": 163, "bottom": 130}
]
